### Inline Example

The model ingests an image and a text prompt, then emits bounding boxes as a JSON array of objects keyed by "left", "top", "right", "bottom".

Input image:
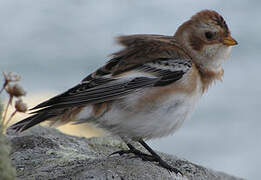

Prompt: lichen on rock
[
  {"left": 6, "top": 125, "right": 244, "bottom": 180},
  {"left": 0, "top": 102, "right": 16, "bottom": 180}
]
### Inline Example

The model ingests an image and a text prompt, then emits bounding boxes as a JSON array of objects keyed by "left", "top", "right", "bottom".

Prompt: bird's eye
[{"left": 205, "top": 31, "right": 213, "bottom": 40}]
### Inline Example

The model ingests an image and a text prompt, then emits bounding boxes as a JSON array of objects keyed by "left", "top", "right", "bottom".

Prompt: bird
[{"left": 9, "top": 9, "right": 237, "bottom": 174}]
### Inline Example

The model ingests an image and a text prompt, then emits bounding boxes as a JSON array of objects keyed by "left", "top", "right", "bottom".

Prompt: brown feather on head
[{"left": 190, "top": 10, "right": 230, "bottom": 36}]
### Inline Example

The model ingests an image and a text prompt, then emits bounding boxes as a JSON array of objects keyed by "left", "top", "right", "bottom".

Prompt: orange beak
[{"left": 223, "top": 35, "right": 238, "bottom": 46}]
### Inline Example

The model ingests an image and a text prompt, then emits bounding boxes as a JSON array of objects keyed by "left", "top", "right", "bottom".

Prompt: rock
[
  {"left": 0, "top": 104, "right": 16, "bottom": 180},
  {"left": 7, "top": 126, "right": 243, "bottom": 180},
  {"left": 0, "top": 129, "right": 16, "bottom": 180}
]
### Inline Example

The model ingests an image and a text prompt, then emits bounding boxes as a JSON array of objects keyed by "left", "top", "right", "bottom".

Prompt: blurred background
[{"left": 1, "top": 0, "right": 260, "bottom": 179}]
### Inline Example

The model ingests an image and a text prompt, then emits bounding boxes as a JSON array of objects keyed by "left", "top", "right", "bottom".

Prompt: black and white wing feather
[{"left": 31, "top": 58, "right": 192, "bottom": 111}]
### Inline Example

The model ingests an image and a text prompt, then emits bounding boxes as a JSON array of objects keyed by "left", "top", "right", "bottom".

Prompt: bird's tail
[{"left": 8, "top": 112, "right": 57, "bottom": 133}]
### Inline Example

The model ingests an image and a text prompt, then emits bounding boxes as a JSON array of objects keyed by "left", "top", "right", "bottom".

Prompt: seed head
[
  {"left": 15, "top": 99, "right": 28, "bottom": 113},
  {"left": 6, "top": 84, "right": 26, "bottom": 97},
  {"left": 3, "top": 72, "right": 21, "bottom": 83}
]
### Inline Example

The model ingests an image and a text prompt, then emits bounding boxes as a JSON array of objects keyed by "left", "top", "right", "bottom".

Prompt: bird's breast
[
  {"left": 103, "top": 88, "right": 202, "bottom": 140},
  {"left": 99, "top": 68, "right": 203, "bottom": 140}
]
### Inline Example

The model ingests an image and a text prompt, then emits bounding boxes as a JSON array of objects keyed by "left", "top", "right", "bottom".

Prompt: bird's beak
[{"left": 223, "top": 35, "right": 238, "bottom": 46}]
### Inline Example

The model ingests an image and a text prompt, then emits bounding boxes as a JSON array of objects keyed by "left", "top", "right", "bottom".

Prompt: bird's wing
[{"left": 31, "top": 58, "right": 192, "bottom": 112}]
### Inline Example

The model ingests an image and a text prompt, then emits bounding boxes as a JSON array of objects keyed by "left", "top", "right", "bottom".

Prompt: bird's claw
[{"left": 109, "top": 148, "right": 182, "bottom": 175}]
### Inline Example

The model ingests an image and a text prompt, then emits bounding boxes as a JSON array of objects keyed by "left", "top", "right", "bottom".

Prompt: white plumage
[{"left": 75, "top": 69, "right": 202, "bottom": 141}]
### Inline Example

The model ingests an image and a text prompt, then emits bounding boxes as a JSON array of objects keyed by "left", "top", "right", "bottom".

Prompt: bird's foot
[
  {"left": 136, "top": 153, "right": 182, "bottom": 175},
  {"left": 109, "top": 145, "right": 182, "bottom": 175},
  {"left": 109, "top": 147, "right": 149, "bottom": 157}
]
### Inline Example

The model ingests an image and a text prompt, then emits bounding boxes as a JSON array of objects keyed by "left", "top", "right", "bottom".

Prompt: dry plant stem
[
  {"left": 3, "top": 110, "right": 17, "bottom": 131},
  {"left": 0, "top": 87, "right": 4, "bottom": 94},
  {"left": 0, "top": 72, "right": 8, "bottom": 94},
  {"left": 0, "top": 83, "right": 7, "bottom": 94},
  {"left": 2, "top": 96, "right": 13, "bottom": 129}
]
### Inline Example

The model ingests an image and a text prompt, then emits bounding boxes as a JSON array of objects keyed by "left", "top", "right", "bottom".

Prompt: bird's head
[{"left": 174, "top": 10, "right": 238, "bottom": 73}]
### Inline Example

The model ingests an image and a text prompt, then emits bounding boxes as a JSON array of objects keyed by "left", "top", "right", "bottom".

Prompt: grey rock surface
[{"left": 7, "top": 126, "right": 243, "bottom": 180}]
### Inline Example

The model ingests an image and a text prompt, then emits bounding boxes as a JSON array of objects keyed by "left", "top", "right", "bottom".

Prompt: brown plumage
[
  {"left": 87, "top": 34, "right": 191, "bottom": 79},
  {"left": 191, "top": 10, "right": 230, "bottom": 36}
]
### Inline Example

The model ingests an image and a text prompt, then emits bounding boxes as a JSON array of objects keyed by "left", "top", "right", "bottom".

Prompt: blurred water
[{"left": 1, "top": 0, "right": 261, "bottom": 179}]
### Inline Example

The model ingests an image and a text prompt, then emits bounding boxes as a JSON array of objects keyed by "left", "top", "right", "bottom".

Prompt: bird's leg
[
  {"left": 109, "top": 143, "right": 151, "bottom": 157},
  {"left": 109, "top": 140, "right": 182, "bottom": 174},
  {"left": 138, "top": 139, "right": 182, "bottom": 175}
]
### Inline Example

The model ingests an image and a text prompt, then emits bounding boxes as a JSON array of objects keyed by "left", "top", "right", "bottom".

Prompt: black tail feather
[{"left": 8, "top": 113, "right": 56, "bottom": 133}]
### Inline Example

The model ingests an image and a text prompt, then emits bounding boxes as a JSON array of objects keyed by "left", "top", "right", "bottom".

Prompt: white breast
[{"left": 96, "top": 82, "right": 202, "bottom": 140}]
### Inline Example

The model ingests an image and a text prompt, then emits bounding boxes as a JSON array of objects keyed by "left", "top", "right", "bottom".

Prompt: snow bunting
[{"left": 9, "top": 10, "right": 237, "bottom": 174}]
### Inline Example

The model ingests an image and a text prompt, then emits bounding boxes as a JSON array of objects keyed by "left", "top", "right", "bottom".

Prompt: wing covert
[{"left": 31, "top": 58, "right": 192, "bottom": 112}]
